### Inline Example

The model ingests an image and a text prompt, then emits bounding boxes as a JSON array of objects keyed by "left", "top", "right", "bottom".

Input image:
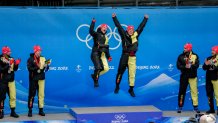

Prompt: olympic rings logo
[
  {"left": 114, "top": 114, "right": 127, "bottom": 121},
  {"left": 76, "top": 24, "right": 127, "bottom": 50}
]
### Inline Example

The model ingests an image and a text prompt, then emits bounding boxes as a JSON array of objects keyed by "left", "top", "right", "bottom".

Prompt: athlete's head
[
  {"left": 127, "top": 25, "right": 134, "bottom": 36},
  {"left": 33, "top": 45, "right": 41, "bottom": 57},
  {"left": 212, "top": 46, "right": 218, "bottom": 56},
  {"left": 2, "top": 46, "right": 11, "bottom": 56},
  {"left": 184, "top": 43, "right": 192, "bottom": 53},
  {"left": 100, "top": 24, "right": 108, "bottom": 34}
]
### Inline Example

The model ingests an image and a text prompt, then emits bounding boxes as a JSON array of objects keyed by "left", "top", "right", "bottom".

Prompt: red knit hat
[
  {"left": 127, "top": 25, "right": 134, "bottom": 31},
  {"left": 33, "top": 45, "right": 41, "bottom": 53},
  {"left": 2, "top": 46, "right": 11, "bottom": 54},
  {"left": 184, "top": 43, "right": 192, "bottom": 52},
  {"left": 212, "top": 46, "right": 218, "bottom": 54},
  {"left": 100, "top": 24, "right": 108, "bottom": 29}
]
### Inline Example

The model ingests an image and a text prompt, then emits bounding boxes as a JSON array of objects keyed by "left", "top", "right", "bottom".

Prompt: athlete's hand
[
  {"left": 15, "top": 58, "right": 21, "bottom": 65},
  {"left": 108, "top": 57, "right": 112, "bottom": 62},
  {"left": 145, "top": 14, "right": 149, "bottom": 19},
  {"left": 112, "top": 13, "right": 116, "bottom": 17},
  {"left": 92, "top": 18, "right": 96, "bottom": 22},
  {"left": 9, "top": 58, "right": 14, "bottom": 65},
  {"left": 204, "top": 59, "right": 210, "bottom": 65}
]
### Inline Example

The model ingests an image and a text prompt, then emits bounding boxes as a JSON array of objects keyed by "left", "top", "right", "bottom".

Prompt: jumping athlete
[
  {"left": 112, "top": 13, "right": 148, "bottom": 97},
  {"left": 90, "top": 18, "right": 112, "bottom": 88}
]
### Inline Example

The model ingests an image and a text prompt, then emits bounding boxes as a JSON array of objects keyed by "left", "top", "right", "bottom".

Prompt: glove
[
  {"left": 9, "top": 59, "right": 14, "bottom": 65},
  {"left": 108, "top": 57, "right": 112, "bottom": 62},
  {"left": 15, "top": 59, "right": 21, "bottom": 65}
]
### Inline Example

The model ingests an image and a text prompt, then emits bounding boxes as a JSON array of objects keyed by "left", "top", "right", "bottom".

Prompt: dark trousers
[
  {"left": 91, "top": 52, "right": 103, "bottom": 81},
  {"left": 178, "top": 75, "right": 198, "bottom": 107},
  {"left": 115, "top": 53, "right": 129, "bottom": 85}
]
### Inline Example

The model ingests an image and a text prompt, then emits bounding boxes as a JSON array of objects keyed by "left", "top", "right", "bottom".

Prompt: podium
[{"left": 70, "top": 105, "right": 162, "bottom": 123}]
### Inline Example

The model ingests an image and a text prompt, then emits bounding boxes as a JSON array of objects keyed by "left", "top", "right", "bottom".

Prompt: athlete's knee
[
  {"left": 104, "top": 66, "right": 109, "bottom": 72},
  {"left": 118, "top": 68, "right": 125, "bottom": 74}
]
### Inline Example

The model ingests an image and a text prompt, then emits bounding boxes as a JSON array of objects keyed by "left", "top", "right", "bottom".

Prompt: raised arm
[
  {"left": 136, "top": 14, "right": 149, "bottom": 36},
  {"left": 112, "top": 13, "right": 125, "bottom": 35},
  {"left": 89, "top": 18, "right": 97, "bottom": 36}
]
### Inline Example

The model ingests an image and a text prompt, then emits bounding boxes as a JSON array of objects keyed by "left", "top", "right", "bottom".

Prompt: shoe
[
  {"left": 10, "top": 112, "right": 19, "bottom": 118},
  {"left": 28, "top": 109, "right": 32, "bottom": 117},
  {"left": 10, "top": 108, "right": 19, "bottom": 118},
  {"left": 193, "top": 107, "right": 200, "bottom": 113},
  {"left": 177, "top": 107, "right": 182, "bottom": 113},
  {"left": 128, "top": 89, "right": 135, "bottom": 97},
  {"left": 39, "top": 108, "right": 45, "bottom": 116},
  {"left": 91, "top": 74, "right": 99, "bottom": 87},
  {"left": 206, "top": 109, "right": 215, "bottom": 114},
  {"left": 114, "top": 86, "right": 119, "bottom": 94},
  {"left": 94, "top": 81, "right": 99, "bottom": 88}
]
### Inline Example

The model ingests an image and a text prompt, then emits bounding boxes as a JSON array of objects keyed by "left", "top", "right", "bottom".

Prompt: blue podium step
[{"left": 69, "top": 105, "right": 162, "bottom": 123}]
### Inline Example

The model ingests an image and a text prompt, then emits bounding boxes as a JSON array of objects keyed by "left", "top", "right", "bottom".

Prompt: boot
[
  {"left": 0, "top": 110, "right": 4, "bottom": 119},
  {"left": 28, "top": 109, "right": 32, "bottom": 117},
  {"left": 207, "top": 97, "right": 215, "bottom": 114},
  {"left": 91, "top": 74, "right": 99, "bottom": 87},
  {"left": 206, "top": 109, "right": 215, "bottom": 114},
  {"left": 177, "top": 107, "right": 182, "bottom": 113},
  {"left": 10, "top": 108, "right": 19, "bottom": 118},
  {"left": 193, "top": 106, "right": 200, "bottom": 113},
  {"left": 128, "top": 86, "right": 135, "bottom": 97},
  {"left": 39, "top": 108, "right": 45, "bottom": 116},
  {"left": 94, "top": 81, "right": 99, "bottom": 88},
  {"left": 114, "top": 85, "right": 120, "bottom": 94}
]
